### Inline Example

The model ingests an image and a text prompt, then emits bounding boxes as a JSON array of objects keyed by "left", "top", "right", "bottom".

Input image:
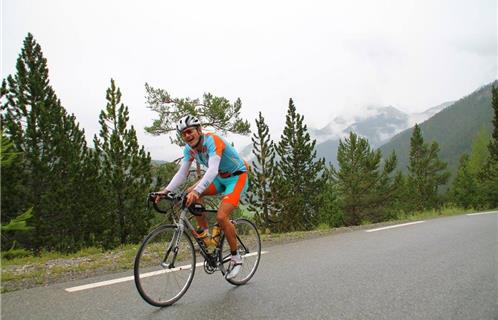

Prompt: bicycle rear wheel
[
  {"left": 134, "top": 224, "right": 195, "bottom": 307},
  {"left": 219, "top": 218, "right": 261, "bottom": 285}
]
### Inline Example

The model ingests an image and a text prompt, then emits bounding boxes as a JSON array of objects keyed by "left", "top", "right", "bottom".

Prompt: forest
[{"left": 2, "top": 34, "right": 497, "bottom": 254}]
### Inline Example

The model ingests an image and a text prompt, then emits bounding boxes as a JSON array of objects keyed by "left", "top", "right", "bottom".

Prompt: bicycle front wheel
[
  {"left": 219, "top": 218, "right": 261, "bottom": 285},
  {"left": 134, "top": 224, "right": 196, "bottom": 307}
]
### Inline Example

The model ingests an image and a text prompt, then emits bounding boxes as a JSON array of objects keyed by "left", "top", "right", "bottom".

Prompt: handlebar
[
  {"left": 147, "top": 192, "right": 184, "bottom": 214},
  {"left": 147, "top": 192, "right": 216, "bottom": 216}
]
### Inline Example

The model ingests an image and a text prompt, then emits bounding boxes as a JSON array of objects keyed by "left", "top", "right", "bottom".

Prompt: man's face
[{"left": 181, "top": 127, "right": 201, "bottom": 148}]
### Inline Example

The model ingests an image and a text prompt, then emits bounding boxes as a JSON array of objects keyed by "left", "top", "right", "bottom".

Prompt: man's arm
[
  {"left": 163, "top": 160, "right": 192, "bottom": 192},
  {"left": 193, "top": 155, "right": 221, "bottom": 195}
]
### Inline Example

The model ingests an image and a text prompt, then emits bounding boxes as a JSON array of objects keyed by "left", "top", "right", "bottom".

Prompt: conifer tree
[
  {"left": 152, "top": 161, "right": 179, "bottom": 191},
  {"left": 407, "top": 124, "right": 450, "bottom": 211},
  {"left": 451, "top": 154, "right": 478, "bottom": 209},
  {"left": 477, "top": 85, "right": 498, "bottom": 208},
  {"left": 274, "top": 99, "right": 326, "bottom": 231},
  {"left": 144, "top": 84, "right": 251, "bottom": 178},
  {"left": 94, "top": 79, "right": 153, "bottom": 247},
  {"left": 468, "top": 127, "right": 490, "bottom": 174},
  {"left": 0, "top": 83, "right": 26, "bottom": 227},
  {"left": 332, "top": 132, "right": 399, "bottom": 225},
  {"left": 318, "top": 167, "right": 343, "bottom": 227},
  {"left": 0, "top": 131, "right": 33, "bottom": 246},
  {"left": 1, "top": 33, "right": 94, "bottom": 251},
  {"left": 246, "top": 112, "right": 279, "bottom": 230}
]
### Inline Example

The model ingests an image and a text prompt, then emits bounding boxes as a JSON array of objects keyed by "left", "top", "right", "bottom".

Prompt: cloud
[{"left": 2, "top": 0, "right": 496, "bottom": 161}]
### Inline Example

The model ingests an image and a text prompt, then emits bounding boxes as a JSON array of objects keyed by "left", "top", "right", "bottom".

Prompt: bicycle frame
[
  {"left": 150, "top": 192, "right": 252, "bottom": 273},
  {"left": 167, "top": 207, "right": 222, "bottom": 270}
]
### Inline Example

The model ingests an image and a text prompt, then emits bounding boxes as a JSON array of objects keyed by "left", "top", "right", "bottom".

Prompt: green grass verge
[
  {"left": 395, "top": 206, "right": 479, "bottom": 221},
  {"left": 1, "top": 244, "right": 139, "bottom": 293}
]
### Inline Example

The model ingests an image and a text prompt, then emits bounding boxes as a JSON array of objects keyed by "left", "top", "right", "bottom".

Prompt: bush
[{"left": 2, "top": 248, "right": 32, "bottom": 260}]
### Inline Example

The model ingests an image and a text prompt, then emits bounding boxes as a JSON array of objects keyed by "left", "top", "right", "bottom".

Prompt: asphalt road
[{"left": 2, "top": 212, "right": 497, "bottom": 320}]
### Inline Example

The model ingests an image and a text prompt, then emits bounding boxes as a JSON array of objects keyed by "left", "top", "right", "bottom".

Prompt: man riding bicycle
[{"left": 155, "top": 115, "right": 249, "bottom": 280}]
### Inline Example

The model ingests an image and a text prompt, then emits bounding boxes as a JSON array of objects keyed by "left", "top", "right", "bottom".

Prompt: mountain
[
  {"left": 378, "top": 81, "right": 496, "bottom": 175},
  {"left": 408, "top": 101, "right": 455, "bottom": 126},
  {"left": 314, "top": 102, "right": 453, "bottom": 166},
  {"left": 240, "top": 102, "right": 455, "bottom": 166}
]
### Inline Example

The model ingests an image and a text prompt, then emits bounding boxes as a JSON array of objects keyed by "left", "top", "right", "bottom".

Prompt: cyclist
[{"left": 155, "top": 115, "right": 249, "bottom": 279}]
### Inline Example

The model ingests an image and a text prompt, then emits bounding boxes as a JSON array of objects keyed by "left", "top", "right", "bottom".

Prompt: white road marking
[
  {"left": 466, "top": 211, "right": 498, "bottom": 216},
  {"left": 365, "top": 221, "right": 425, "bottom": 233},
  {"left": 65, "top": 251, "right": 268, "bottom": 293}
]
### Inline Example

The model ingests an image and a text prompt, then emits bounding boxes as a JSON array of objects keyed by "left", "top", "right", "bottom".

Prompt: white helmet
[{"left": 176, "top": 115, "right": 201, "bottom": 132}]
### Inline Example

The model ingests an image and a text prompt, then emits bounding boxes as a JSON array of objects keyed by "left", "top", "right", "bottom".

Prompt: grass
[
  {"left": 396, "top": 206, "right": 478, "bottom": 221},
  {"left": 1, "top": 244, "right": 140, "bottom": 293},
  {"left": 1, "top": 206, "right": 491, "bottom": 293}
]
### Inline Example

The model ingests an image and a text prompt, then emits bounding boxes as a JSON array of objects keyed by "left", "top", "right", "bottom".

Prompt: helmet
[{"left": 176, "top": 115, "right": 201, "bottom": 132}]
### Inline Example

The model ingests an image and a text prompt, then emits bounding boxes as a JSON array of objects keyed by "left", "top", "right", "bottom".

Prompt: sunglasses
[{"left": 181, "top": 128, "right": 197, "bottom": 137}]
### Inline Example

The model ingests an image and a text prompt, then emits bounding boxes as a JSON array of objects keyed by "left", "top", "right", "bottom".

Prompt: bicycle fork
[{"left": 161, "top": 223, "right": 185, "bottom": 269}]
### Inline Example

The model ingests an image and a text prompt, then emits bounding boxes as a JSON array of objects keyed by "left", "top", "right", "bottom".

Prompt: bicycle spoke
[
  {"left": 219, "top": 218, "right": 261, "bottom": 285},
  {"left": 134, "top": 225, "right": 196, "bottom": 307}
]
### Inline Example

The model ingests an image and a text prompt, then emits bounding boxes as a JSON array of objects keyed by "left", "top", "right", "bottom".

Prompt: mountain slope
[
  {"left": 378, "top": 81, "right": 496, "bottom": 174},
  {"left": 315, "top": 103, "right": 452, "bottom": 167}
]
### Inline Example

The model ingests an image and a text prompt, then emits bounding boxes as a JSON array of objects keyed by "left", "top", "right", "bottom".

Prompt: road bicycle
[{"left": 134, "top": 191, "right": 261, "bottom": 307}]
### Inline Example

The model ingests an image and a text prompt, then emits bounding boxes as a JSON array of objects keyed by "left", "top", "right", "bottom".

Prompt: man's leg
[
  {"left": 217, "top": 172, "right": 248, "bottom": 251},
  {"left": 218, "top": 172, "right": 249, "bottom": 279},
  {"left": 216, "top": 202, "right": 237, "bottom": 251},
  {"left": 194, "top": 183, "right": 219, "bottom": 231}
]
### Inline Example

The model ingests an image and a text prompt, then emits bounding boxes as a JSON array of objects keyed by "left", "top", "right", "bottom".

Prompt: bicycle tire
[
  {"left": 134, "top": 224, "right": 196, "bottom": 307},
  {"left": 219, "top": 218, "right": 261, "bottom": 285}
]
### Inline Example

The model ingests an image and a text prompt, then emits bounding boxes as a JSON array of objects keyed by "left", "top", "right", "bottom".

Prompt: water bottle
[
  {"left": 211, "top": 224, "right": 221, "bottom": 246},
  {"left": 205, "top": 238, "right": 216, "bottom": 253}
]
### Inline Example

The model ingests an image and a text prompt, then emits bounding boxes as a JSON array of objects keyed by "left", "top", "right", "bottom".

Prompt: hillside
[
  {"left": 378, "top": 81, "right": 496, "bottom": 175},
  {"left": 315, "top": 103, "right": 452, "bottom": 167}
]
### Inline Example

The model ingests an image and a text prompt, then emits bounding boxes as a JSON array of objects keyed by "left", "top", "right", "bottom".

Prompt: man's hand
[
  {"left": 186, "top": 184, "right": 197, "bottom": 193},
  {"left": 154, "top": 190, "right": 168, "bottom": 204},
  {"left": 185, "top": 190, "right": 200, "bottom": 207}
]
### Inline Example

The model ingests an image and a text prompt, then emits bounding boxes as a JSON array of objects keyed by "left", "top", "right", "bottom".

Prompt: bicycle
[{"left": 134, "top": 191, "right": 262, "bottom": 307}]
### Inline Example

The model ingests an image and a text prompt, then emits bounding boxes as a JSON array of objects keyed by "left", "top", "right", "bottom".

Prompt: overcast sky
[{"left": 2, "top": 0, "right": 497, "bottom": 161}]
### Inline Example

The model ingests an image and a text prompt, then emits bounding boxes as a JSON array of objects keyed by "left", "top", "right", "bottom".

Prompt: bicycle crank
[{"left": 203, "top": 259, "right": 217, "bottom": 274}]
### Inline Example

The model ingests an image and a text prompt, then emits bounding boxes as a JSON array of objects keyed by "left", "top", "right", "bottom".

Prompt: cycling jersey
[
  {"left": 183, "top": 133, "right": 246, "bottom": 175},
  {"left": 165, "top": 133, "right": 249, "bottom": 205}
]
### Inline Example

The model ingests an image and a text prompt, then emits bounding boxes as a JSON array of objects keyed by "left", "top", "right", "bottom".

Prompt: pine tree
[
  {"left": 468, "top": 127, "right": 491, "bottom": 174},
  {"left": 274, "top": 99, "right": 326, "bottom": 231},
  {"left": 489, "top": 86, "right": 498, "bottom": 160},
  {"left": 1, "top": 34, "right": 93, "bottom": 251},
  {"left": 407, "top": 124, "right": 450, "bottom": 211},
  {"left": 1, "top": 83, "right": 26, "bottom": 228},
  {"left": 152, "top": 161, "right": 179, "bottom": 191},
  {"left": 246, "top": 112, "right": 279, "bottom": 230},
  {"left": 376, "top": 151, "right": 403, "bottom": 219},
  {"left": 451, "top": 154, "right": 478, "bottom": 209},
  {"left": 0, "top": 131, "right": 33, "bottom": 247},
  {"left": 144, "top": 84, "right": 251, "bottom": 178},
  {"left": 318, "top": 167, "right": 343, "bottom": 227},
  {"left": 144, "top": 83, "right": 250, "bottom": 143},
  {"left": 94, "top": 79, "right": 153, "bottom": 247},
  {"left": 477, "top": 85, "right": 498, "bottom": 208},
  {"left": 332, "top": 132, "right": 399, "bottom": 225}
]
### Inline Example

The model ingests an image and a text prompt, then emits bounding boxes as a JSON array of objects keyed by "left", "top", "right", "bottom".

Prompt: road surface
[{"left": 2, "top": 212, "right": 497, "bottom": 320}]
